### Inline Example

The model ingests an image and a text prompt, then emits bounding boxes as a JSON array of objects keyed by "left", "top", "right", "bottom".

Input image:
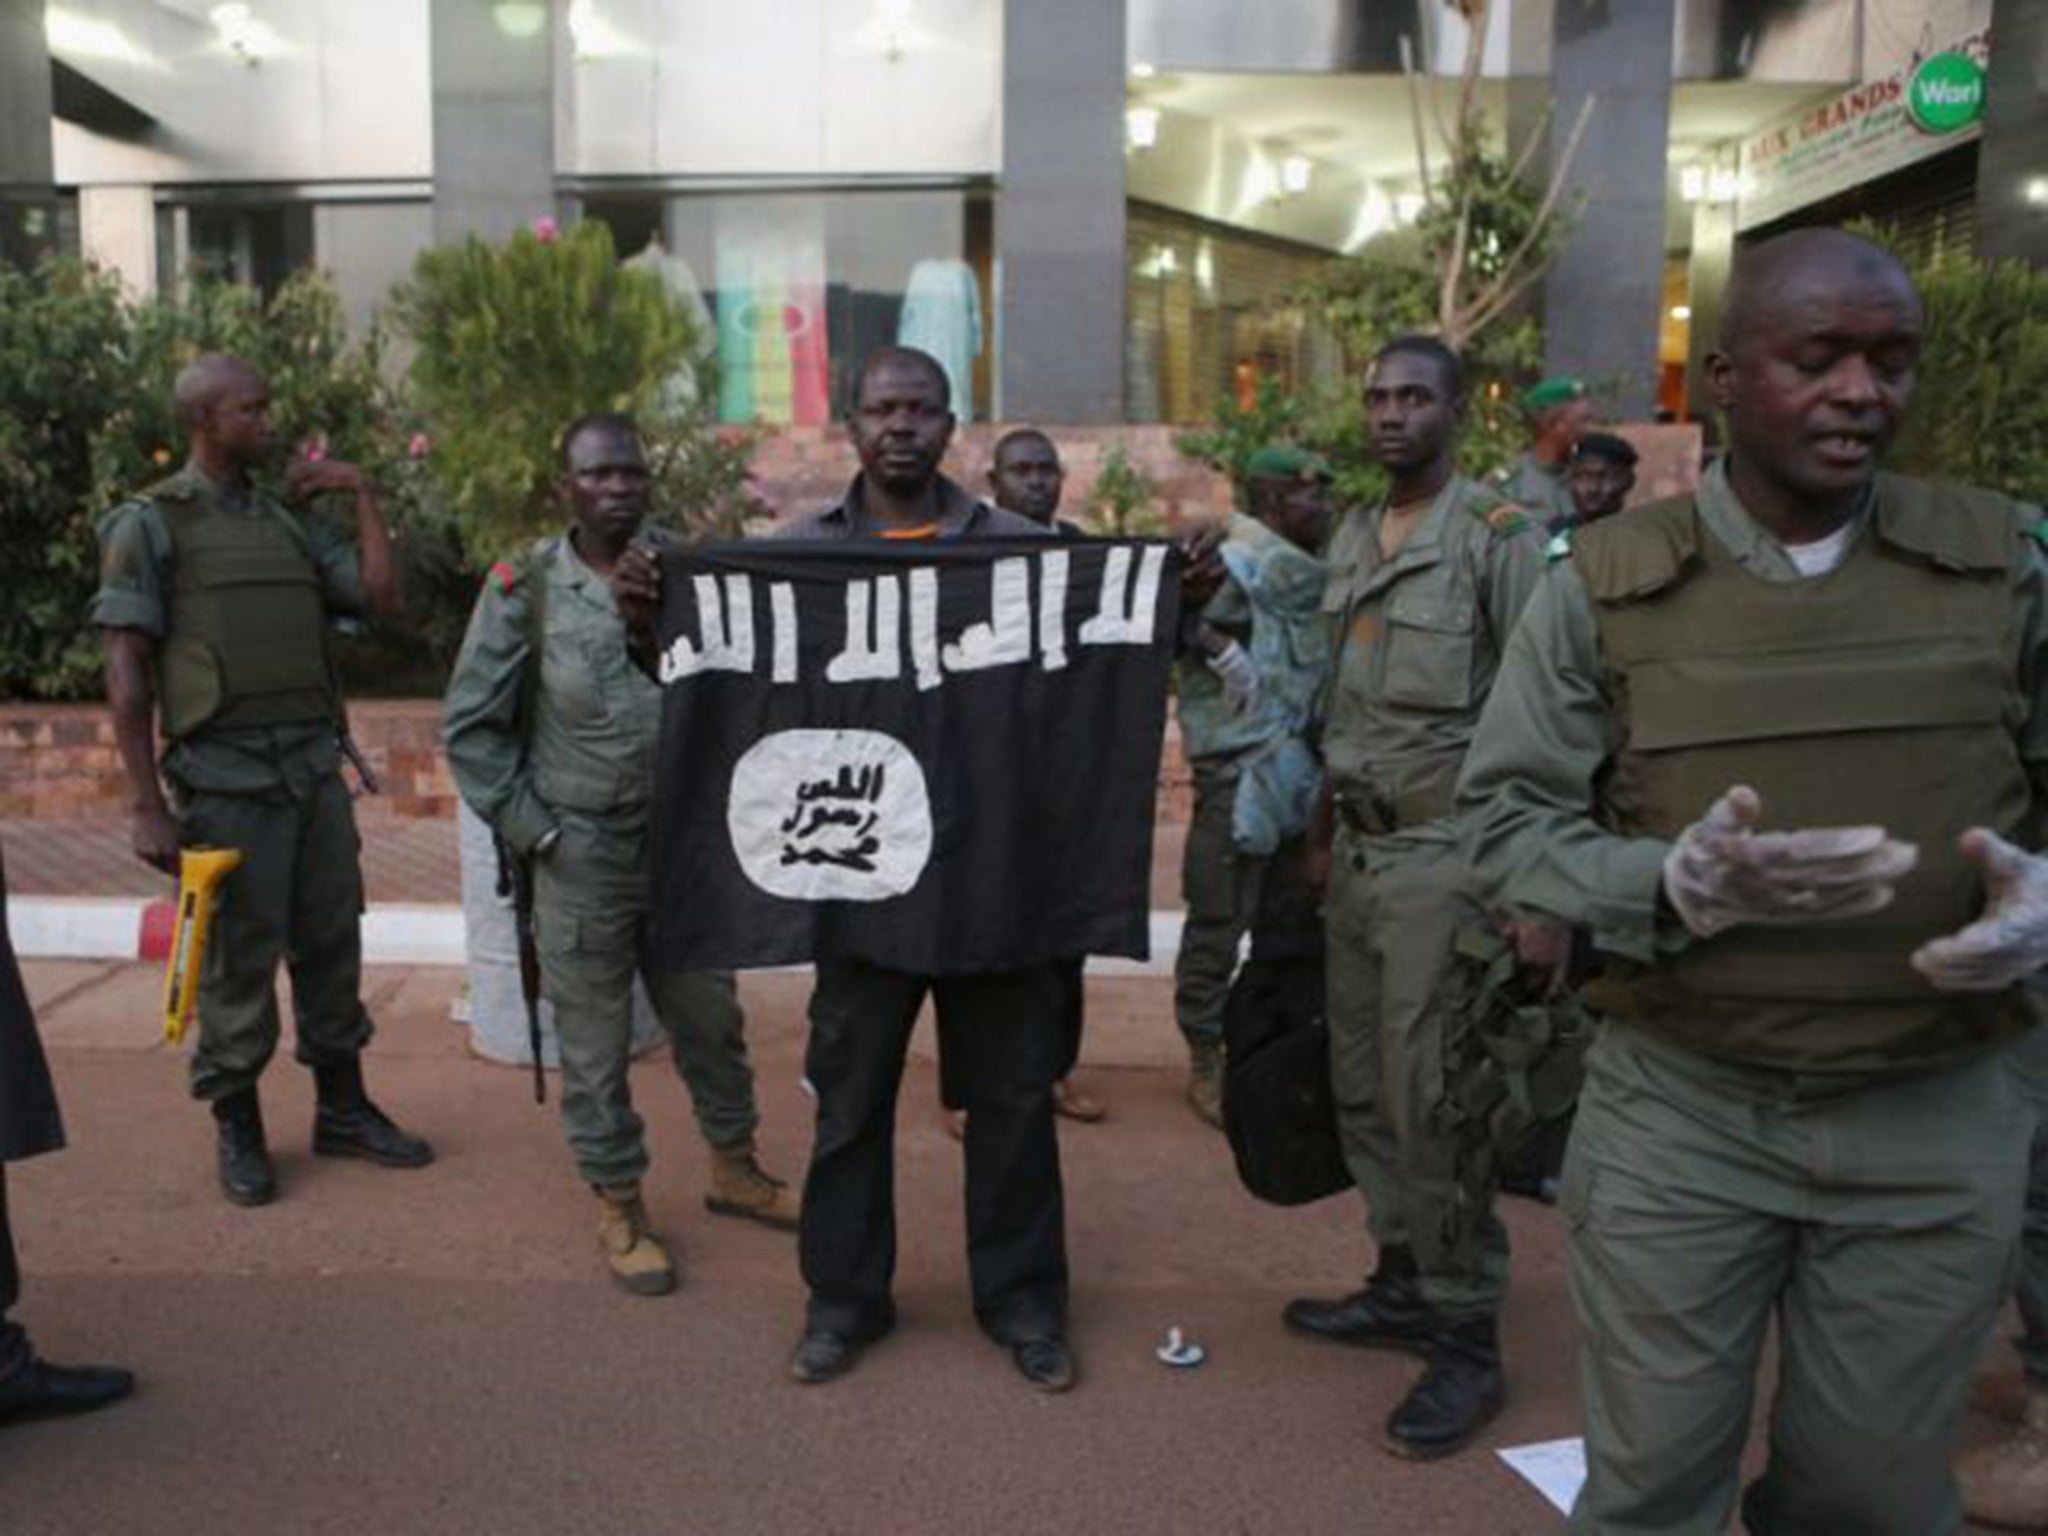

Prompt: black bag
[{"left": 1221, "top": 928, "right": 1349, "bottom": 1207}]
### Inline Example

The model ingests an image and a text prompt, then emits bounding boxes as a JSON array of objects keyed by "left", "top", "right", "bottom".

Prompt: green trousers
[
  {"left": 181, "top": 772, "right": 373, "bottom": 1102},
  {"left": 1324, "top": 823, "right": 1507, "bottom": 1321},
  {"left": 1564, "top": 1023, "right": 2028, "bottom": 1536},
  {"left": 1174, "top": 765, "right": 1267, "bottom": 1049},
  {"left": 2003, "top": 1025, "right": 2048, "bottom": 1385},
  {"left": 534, "top": 810, "right": 758, "bottom": 1188}
]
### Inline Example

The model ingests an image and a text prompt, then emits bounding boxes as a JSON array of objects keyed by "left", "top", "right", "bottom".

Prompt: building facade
[{"left": 9, "top": 0, "right": 2042, "bottom": 428}]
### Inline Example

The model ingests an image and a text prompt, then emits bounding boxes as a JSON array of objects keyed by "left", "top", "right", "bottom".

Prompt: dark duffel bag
[{"left": 1221, "top": 931, "right": 1348, "bottom": 1207}]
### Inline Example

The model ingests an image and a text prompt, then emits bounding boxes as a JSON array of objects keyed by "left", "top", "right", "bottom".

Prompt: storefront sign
[{"left": 1735, "top": 29, "right": 1990, "bottom": 231}]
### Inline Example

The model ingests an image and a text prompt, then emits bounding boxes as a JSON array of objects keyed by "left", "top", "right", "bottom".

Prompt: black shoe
[
  {"left": 0, "top": 1359, "right": 136, "bottom": 1425},
  {"left": 790, "top": 1329, "right": 866, "bottom": 1386},
  {"left": 1283, "top": 1247, "right": 1433, "bottom": 1354},
  {"left": 212, "top": 1090, "right": 277, "bottom": 1207},
  {"left": 312, "top": 1060, "right": 434, "bottom": 1168},
  {"left": 1384, "top": 1318, "right": 1505, "bottom": 1461},
  {"left": 1011, "top": 1336, "right": 1076, "bottom": 1394}
]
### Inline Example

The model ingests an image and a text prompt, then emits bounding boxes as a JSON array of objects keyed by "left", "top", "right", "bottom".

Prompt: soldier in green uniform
[
  {"left": 93, "top": 355, "right": 433, "bottom": 1207},
  {"left": 442, "top": 412, "right": 796, "bottom": 1297},
  {"left": 1283, "top": 337, "right": 1543, "bottom": 1459},
  {"left": 1459, "top": 227, "right": 2048, "bottom": 1534},
  {"left": 1493, "top": 376, "right": 1591, "bottom": 534},
  {"left": 1174, "top": 444, "right": 1334, "bottom": 1127}
]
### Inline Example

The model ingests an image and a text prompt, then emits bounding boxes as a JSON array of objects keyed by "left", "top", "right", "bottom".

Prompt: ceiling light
[
  {"left": 1669, "top": 305, "right": 1692, "bottom": 321},
  {"left": 2025, "top": 177, "right": 2048, "bottom": 207},
  {"left": 492, "top": 1, "right": 547, "bottom": 38},
  {"left": 1126, "top": 106, "right": 1161, "bottom": 150},
  {"left": 1280, "top": 155, "right": 1313, "bottom": 195}
]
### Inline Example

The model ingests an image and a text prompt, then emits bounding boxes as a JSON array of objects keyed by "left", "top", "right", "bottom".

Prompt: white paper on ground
[{"left": 1498, "top": 1437, "right": 1587, "bottom": 1517}]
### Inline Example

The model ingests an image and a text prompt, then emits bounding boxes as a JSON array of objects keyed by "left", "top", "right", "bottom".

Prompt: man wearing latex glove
[
  {"left": 1457, "top": 227, "right": 2048, "bottom": 1534},
  {"left": 1172, "top": 444, "right": 1333, "bottom": 1129}
]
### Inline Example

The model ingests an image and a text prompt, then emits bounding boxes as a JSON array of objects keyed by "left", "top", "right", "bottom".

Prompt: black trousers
[
  {"left": 800, "top": 958, "right": 1069, "bottom": 1343},
  {"left": 0, "top": 1168, "right": 26, "bottom": 1381}
]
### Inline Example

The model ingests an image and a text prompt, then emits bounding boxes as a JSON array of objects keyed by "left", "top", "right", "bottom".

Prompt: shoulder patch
[
  {"left": 489, "top": 561, "right": 519, "bottom": 595},
  {"left": 1481, "top": 501, "right": 1534, "bottom": 537},
  {"left": 1544, "top": 530, "right": 1574, "bottom": 564}
]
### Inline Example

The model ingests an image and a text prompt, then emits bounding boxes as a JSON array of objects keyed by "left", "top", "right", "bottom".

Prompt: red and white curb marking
[{"left": 9, "top": 898, "right": 1185, "bottom": 975}]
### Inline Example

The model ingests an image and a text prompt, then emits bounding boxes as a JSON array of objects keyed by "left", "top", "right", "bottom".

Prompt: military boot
[
  {"left": 1186, "top": 1037, "right": 1225, "bottom": 1130},
  {"left": 1960, "top": 1382, "right": 2048, "bottom": 1529},
  {"left": 211, "top": 1089, "right": 277, "bottom": 1207},
  {"left": 594, "top": 1182, "right": 677, "bottom": 1295},
  {"left": 1283, "top": 1244, "right": 1434, "bottom": 1354},
  {"left": 705, "top": 1140, "right": 800, "bottom": 1231},
  {"left": 1385, "top": 1315, "right": 1506, "bottom": 1461},
  {"left": 311, "top": 1058, "right": 435, "bottom": 1168}
]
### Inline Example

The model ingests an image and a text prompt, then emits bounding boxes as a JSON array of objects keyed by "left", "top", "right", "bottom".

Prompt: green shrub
[{"left": 388, "top": 220, "right": 754, "bottom": 562}]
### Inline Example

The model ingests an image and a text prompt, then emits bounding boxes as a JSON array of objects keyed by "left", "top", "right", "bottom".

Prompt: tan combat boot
[
  {"left": 1960, "top": 1383, "right": 2048, "bottom": 1530},
  {"left": 706, "top": 1140, "right": 801, "bottom": 1231},
  {"left": 593, "top": 1182, "right": 677, "bottom": 1296},
  {"left": 1186, "top": 1038, "right": 1225, "bottom": 1130}
]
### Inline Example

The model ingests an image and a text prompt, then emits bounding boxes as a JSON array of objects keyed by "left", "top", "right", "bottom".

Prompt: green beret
[
  {"left": 1520, "top": 376, "right": 1587, "bottom": 412},
  {"left": 1244, "top": 444, "right": 1332, "bottom": 482}
]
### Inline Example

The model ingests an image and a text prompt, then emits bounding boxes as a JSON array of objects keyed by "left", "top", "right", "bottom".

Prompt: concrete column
[
  {"left": 0, "top": 0, "right": 57, "bottom": 269},
  {"left": 430, "top": 0, "right": 556, "bottom": 245},
  {"left": 1518, "top": 0, "right": 1676, "bottom": 419},
  {"left": 79, "top": 186, "right": 156, "bottom": 295},
  {"left": 1976, "top": 0, "right": 2048, "bottom": 265},
  {"left": 997, "top": 0, "right": 1126, "bottom": 423}
]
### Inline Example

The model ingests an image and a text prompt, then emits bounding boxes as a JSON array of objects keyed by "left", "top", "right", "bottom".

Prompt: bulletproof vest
[
  {"left": 155, "top": 477, "right": 337, "bottom": 741},
  {"left": 1577, "top": 475, "right": 2034, "bottom": 1071}
]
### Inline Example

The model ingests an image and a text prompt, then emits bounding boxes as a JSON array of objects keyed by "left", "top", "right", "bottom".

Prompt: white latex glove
[
  {"left": 1206, "top": 639, "right": 1262, "bottom": 718},
  {"left": 1910, "top": 829, "right": 2048, "bottom": 991},
  {"left": 1661, "top": 785, "right": 1919, "bottom": 940}
]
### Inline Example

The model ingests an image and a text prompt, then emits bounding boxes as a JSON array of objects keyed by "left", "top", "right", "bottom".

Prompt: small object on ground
[{"left": 1156, "top": 1327, "right": 1206, "bottom": 1368}]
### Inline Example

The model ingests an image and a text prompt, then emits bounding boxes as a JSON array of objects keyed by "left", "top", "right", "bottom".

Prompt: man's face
[
  {"left": 1537, "top": 397, "right": 1593, "bottom": 449},
  {"left": 1363, "top": 352, "right": 1458, "bottom": 475},
  {"left": 850, "top": 360, "right": 954, "bottom": 495},
  {"left": 1253, "top": 475, "right": 1332, "bottom": 552},
  {"left": 989, "top": 437, "right": 1065, "bottom": 524},
  {"left": 1707, "top": 262, "right": 1922, "bottom": 506},
  {"left": 1568, "top": 456, "right": 1634, "bottom": 522},
  {"left": 203, "top": 376, "right": 275, "bottom": 467},
  {"left": 563, "top": 426, "right": 650, "bottom": 544}
]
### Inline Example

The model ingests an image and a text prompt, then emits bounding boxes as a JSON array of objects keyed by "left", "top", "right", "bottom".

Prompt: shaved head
[
  {"left": 1718, "top": 228, "right": 1920, "bottom": 357},
  {"left": 173, "top": 354, "right": 266, "bottom": 433}
]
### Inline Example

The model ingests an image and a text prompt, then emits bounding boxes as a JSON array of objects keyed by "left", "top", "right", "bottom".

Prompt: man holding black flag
[
  {"left": 625, "top": 349, "right": 1185, "bottom": 1390},
  {"left": 443, "top": 412, "right": 797, "bottom": 1299}
]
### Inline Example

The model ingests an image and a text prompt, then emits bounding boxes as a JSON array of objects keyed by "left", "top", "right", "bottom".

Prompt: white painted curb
[{"left": 9, "top": 897, "right": 1185, "bottom": 976}]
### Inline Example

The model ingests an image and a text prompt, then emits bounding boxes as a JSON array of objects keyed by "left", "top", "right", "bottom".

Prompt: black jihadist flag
[{"left": 650, "top": 538, "right": 1180, "bottom": 976}]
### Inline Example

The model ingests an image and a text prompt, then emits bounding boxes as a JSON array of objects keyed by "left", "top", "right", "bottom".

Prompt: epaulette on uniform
[{"left": 1469, "top": 491, "right": 1535, "bottom": 538}]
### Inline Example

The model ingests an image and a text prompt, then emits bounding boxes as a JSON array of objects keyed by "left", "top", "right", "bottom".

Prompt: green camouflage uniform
[
  {"left": 1458, "top": 459, "right": 2048, "bottom": 1534},
  {"left": 1174, "top": 511, "right": 1324, "bottom": 1049},
  {"left": 442, "top": 533, "right": 759, "bottom": 1187},
  {"left": 1318, "top": 474, "right": 1542, "bottom": 1323},
  {"left": 90, "top": 465, "right": 373, "bottom": 1103}
]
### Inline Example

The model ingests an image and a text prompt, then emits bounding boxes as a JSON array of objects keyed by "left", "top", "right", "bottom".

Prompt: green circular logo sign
[{"left": 1908, "top": 51, "right": 1984, "bottom": 134}]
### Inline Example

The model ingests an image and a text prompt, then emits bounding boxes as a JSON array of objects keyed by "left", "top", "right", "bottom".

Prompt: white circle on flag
[{"left": 728, "top": 729, "right": 933, "bottom": 902}]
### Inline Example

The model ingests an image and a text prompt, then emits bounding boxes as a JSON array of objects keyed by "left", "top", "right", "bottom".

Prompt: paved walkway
[{"left": 11, "top": 959, "right": 1594, "bottom": 1536}]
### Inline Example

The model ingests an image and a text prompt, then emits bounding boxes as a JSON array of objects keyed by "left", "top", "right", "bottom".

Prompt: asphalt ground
[
  {"left": 7, "top": 960, "right": 1600, "bottom": 1536},
  {"left": 8, "top": 961, "right": 2028, "bottom": 1535}
]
